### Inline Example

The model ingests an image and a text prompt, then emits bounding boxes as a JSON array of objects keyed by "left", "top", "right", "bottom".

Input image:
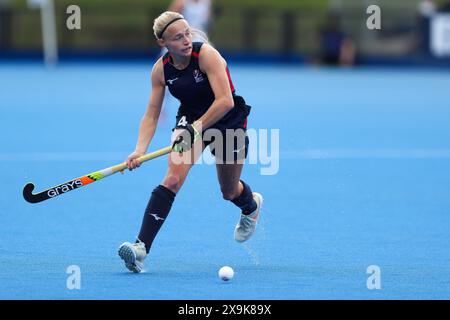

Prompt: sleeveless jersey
[{"left": 163, "top": 42, "right": 236, "bottom": 119}]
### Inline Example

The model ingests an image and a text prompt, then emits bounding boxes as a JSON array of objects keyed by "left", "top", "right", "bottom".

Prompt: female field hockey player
[{"left": 118, "top": 11, "right": 263, "bottom": 273}]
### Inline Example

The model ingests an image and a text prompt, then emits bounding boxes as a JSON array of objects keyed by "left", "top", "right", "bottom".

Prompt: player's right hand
[{"left": 126, "top": 151, "right": 144, "bottom": 170}]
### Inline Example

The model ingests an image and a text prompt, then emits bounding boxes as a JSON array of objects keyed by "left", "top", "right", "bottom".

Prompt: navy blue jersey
[{"left": 163, "top": 42, "right": 235, "bottom": 119}]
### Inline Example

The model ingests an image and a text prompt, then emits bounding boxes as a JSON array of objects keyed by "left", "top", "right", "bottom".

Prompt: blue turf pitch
[{"left": 1, "top": 62, "right": 450, "bottom": 299}]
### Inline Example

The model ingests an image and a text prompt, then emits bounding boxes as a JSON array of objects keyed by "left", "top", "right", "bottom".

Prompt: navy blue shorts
[{"left": 174, "top": 95, "right": 251, "bottom": 162}]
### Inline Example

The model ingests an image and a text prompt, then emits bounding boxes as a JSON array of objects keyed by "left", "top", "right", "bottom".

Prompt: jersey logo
[
  {"left": 193, "top": 69, "right": 205, "bottom": 83},
  {"left": 167, "top": 78, "right": 178, "bottom": 85}
]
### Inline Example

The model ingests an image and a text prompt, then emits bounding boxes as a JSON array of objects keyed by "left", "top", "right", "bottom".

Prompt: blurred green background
[{"left": 1, "top": 0, "right": 450, "bottom": 59}]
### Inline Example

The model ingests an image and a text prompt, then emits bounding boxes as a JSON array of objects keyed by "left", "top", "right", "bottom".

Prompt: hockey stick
[{"left": 23, "top": 146, "right": 173, "bottom": 204}]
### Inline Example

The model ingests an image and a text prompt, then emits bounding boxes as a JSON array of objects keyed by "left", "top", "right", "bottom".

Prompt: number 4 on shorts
[{"left": 177, "top": 116, "right": 188, "bottom": 127}]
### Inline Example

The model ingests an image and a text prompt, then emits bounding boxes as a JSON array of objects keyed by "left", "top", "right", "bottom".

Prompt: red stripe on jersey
[
  {"left": 163, "top": 56, "right": 171, "bottom": 65},
  {"left": 226, "top": 67, "right": 235, "bottom": 92},
  {"left": 243, "top": 117, "right": 248, "bottom": 129},
  {"left": 190, "top": 48, "right": 235, "bottom": 92}
]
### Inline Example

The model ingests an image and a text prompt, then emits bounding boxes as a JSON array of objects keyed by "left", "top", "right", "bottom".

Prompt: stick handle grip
[{"left": 108, "top": 145, "right": 173, "bottom": 174}]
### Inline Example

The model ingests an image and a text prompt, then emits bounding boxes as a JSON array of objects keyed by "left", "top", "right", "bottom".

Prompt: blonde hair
[
  {"left": 153, "top": 11, "right": 184, "bottom": 40},
  {"left": 153, "top": 11, "right": 209, "bottom": 43}
]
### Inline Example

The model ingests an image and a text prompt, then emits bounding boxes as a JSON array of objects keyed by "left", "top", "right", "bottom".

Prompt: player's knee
[{"left": 162, "top": 174, "right": 182, "bottom": 193}]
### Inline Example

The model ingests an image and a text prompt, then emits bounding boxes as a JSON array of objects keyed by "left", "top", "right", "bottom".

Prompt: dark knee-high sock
[
  {"left": 231, "top": 180, "right": 257, "bottom": 215},
  {"left": 138, "top": 185, "right": 176, "bottom": 253}
]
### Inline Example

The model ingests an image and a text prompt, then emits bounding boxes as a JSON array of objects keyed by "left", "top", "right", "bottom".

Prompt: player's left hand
[{"left": 171, "top": 122, "right": 200, "bottom": 153}]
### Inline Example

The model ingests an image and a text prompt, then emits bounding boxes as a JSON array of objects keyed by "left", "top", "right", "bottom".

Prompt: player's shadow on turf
[{"left": 114, "top": 271, "right": 209, "bottom": 279}]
